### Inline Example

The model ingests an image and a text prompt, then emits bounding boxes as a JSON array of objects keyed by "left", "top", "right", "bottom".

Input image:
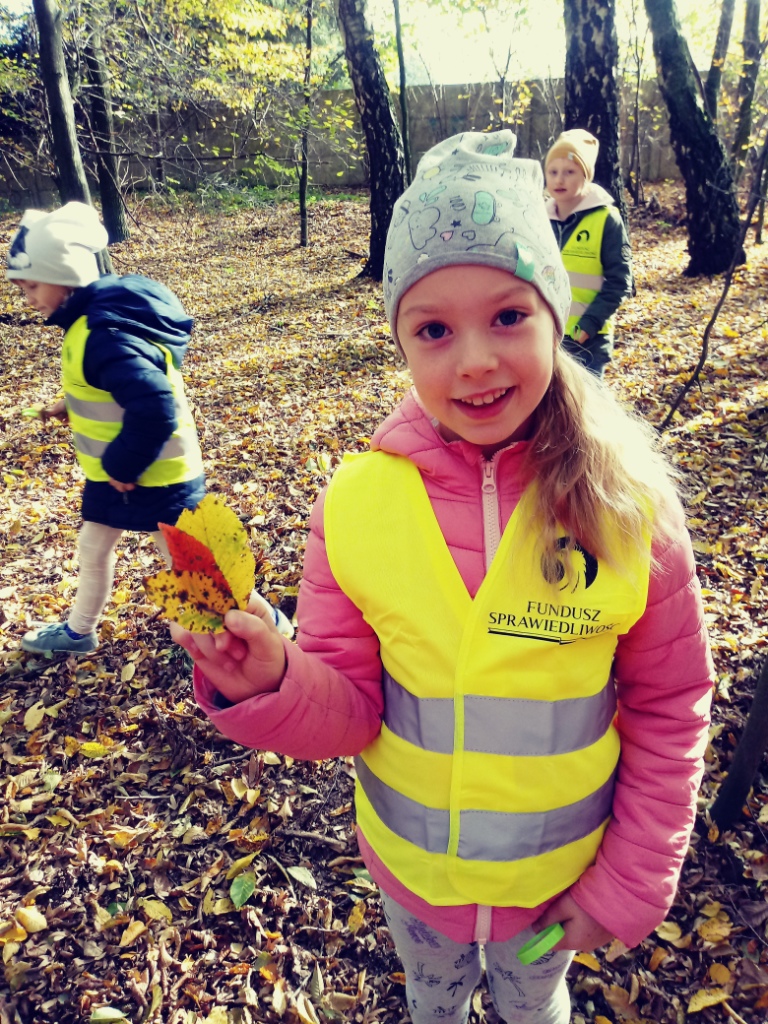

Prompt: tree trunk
[
  {"left": 644, "top": 0, "right": 745, "bottom": 276},
  {"left": 392, "top": 0, "right": 411, "bottom": 184},
  {"left": 730, "top": 0, "right": 764, "bottom": 183},
  {"left": 299, "top": 0, "right": 313, "bottom": 247},
  {"left": 335, "top": 0, "right": 406, "bottom": 280},
  {"left": 711, "top": 658, "right": 768, "bottom": 828},
  {"left": 703, "top": 0, "right": 735, "bottom": 120},
  {"left": 85, "top": 28, "right": 129, "bottom": 245},
  {"left": 563, "top": 0, "right": 628, "bottom": 226},
  {"left": 32, "top": 0, "right": 91, "bottom": 204}
]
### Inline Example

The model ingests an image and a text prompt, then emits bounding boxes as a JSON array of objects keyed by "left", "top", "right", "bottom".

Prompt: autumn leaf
[
  {"left": 687, "top": 988, "right": 731, "bottom": 1013},
  {"left": 144, "top": 494, "right": 256, "bottom": 632},
  {"left": 230, "top": 870, "right": 257, "bottom": 909}
]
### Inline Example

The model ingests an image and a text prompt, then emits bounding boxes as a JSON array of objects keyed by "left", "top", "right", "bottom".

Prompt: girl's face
[
  {"left": 396, "top": 266, "right": 556, "bottom": 456},
  {"left": 545, "top": 157, "right": 588, "bottom": 206},
  {"left": 16, "top": 279, "right": 71, "bottom": 318}
]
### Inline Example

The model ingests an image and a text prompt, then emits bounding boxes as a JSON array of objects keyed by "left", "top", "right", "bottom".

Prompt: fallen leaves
[{"left": 0, "top": 187, "right": 766, "bottom": 1024}]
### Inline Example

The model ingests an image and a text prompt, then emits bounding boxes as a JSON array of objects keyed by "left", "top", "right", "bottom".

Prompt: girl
[
  {"left": 8, "top": 202, "right": 206, "bottom": 654},
  {"left": 172, "top": 132, "right": 713, "bottom": 1024},
  {"left": 545, "top": 128, "right": 632, "bottom": 378}
]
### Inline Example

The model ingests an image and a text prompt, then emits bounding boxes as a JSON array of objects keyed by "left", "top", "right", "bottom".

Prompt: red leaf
[{"left": 159, "top": 522, "right": 233, "bottom": 598}]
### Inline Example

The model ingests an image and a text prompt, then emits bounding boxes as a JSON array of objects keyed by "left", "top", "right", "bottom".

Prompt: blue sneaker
[{"left": 21, "top": 622, "right": 98, "bottom": 654}]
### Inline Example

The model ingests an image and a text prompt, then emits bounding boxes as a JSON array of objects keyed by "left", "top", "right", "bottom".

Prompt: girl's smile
[{"left": 396, "top": 265, "right": 556, "bottom": 456}]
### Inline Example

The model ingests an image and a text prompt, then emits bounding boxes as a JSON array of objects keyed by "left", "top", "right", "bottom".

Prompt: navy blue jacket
[{"left": 49, "top": 274, "right": 206, "bottom": 531}]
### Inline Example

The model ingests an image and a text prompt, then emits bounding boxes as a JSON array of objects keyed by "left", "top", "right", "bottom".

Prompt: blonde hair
[{"left": 525, "top": 350, "right": 681, "bottom": 574}]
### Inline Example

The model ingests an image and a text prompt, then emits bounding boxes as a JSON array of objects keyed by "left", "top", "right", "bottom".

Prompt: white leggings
[
  {"left": 67, "top": 521, "right": 170, "bottom": 635},
  {"left": 380, "top": 892, "right": 574, "bottom": 1024}
]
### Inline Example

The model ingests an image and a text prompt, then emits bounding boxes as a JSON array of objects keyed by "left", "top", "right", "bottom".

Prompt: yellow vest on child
[
  {"left": 325, "top": 451, "right": 651, "bottom": 907},
  {"left": 561, "top": 206, "right": 611, "bottom": 338},
  {"left": 61, "top": 315, "right": 204, "bottom": 486}
]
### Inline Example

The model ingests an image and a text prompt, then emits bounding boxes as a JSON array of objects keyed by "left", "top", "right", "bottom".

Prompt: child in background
[
  {"left": 171, "top": 132, "right": 713, "bottom": 1024},
  {"left": 8, "top": 202, "right": 206, "bottom": 654},
  {"left": 545, "top": 128, "right": 632, "bottom": 378}
]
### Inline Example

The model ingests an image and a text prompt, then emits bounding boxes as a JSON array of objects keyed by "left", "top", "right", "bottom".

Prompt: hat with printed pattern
[{"left": 383, "top": 130, "right": 571, "bottom": 350}]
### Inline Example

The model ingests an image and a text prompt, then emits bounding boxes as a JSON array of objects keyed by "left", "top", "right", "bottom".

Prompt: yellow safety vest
[
  {"left": 325, "top": 451, "right": 651, "bottom": 907},
  {"left": 61, "top": 315, "right": 204, "bottom": 486},
  {"left": 561, "top": 206, "right": 611, "bottom": 338}
]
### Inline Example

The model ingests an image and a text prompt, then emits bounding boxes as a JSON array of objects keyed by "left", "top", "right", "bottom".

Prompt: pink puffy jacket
[{"left": 195, "top": 389, "right": 714, "bottom": 948}]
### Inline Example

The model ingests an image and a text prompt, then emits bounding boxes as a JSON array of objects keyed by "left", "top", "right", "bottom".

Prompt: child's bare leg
[{"left": 68, "top": 521, "right": 123, "bottom": 635}]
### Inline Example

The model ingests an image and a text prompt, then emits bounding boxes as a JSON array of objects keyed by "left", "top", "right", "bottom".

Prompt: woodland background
[{"left": 0, "top": 183, "right": 766, "bottom": 1024}]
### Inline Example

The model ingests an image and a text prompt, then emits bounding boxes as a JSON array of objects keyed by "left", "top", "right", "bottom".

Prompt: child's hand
[
  {"left": 40, "top": 399, "right": 68, "bottom": 422},
  {"left": 574, "top": 329, "right": 590, "bottom": 344},
  {"left": 109, "top": 477, "right": 136, "bottom": 493},
  {"left": 531, "top": 891, "right": 613, "bottom": 953},
  {"left": 170, "top": 594, "right": 287, "bottom": 704}
]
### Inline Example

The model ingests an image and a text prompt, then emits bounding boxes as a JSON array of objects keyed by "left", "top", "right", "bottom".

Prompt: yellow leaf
[
  {"left": 0, "top": 922, "right": 28, "bottom": 945},
  {"left": 709, "top": 963, "right": 731, "bottom": 985},
  {"left": 23, "top": 702, "right": 46, "bottom": 732},
  {"left": 573, "top": 952, "right": 601, "bottom": 971},
  {"left": 697, "top": 916, "right": 731, "bottom": 943},
  {"left": 649, "top": 945, "right": 668, "bottom": 971},
  {"left": 80, "top": 742, "right": 111, "bottom": 759},
  {"left": 121, "top": 663, "right": 136, "bottom": 683},
  {"left": 202, "top": 888, "right": 217, "bottom": 916},
  {"left": 138, "top": 899, "right": 173, "bottom": 924},
  {"left": 594, "top": 1018, "right": 613, "bottom": 1024},
  {"left": 226, "top": 852, "right": 258, "bottom": 880},
  {"left": 119, "top": 920, "right": 147, "bottom": 947},
  {"left": 294, "top": 992, "right": 320, "bottom": 1024},
  {"left": 15, "top": 907, "right": 47, "bottom": 934},
  {"left": 687, "top": 988, "right": 730, "bottom": 1013},
  {"left": 64, "top": 736, "right": 80, "bottom": 756},
  {"left": 347, "top": 900, "right": 366, "bottom": 935},
  {"left": 143, "top": 569, "right": 233, "bottom": 633},
  {"left": 174, "top": 494, "right": 256, "bottom": 608},
  {"left": 655, "top": 919, "right": 682, "bottom": 942}
]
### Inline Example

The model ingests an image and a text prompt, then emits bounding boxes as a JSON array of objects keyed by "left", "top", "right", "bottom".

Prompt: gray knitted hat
[
  {"left": 6, "top": 202, "right": 107, "bottom": 288},
  {"left": 383, "top": 130, "right": 571, "bottom": 349}
]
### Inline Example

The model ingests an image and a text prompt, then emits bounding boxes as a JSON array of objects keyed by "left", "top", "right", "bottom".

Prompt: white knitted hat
[
  {"left": 6, "top": 202, "right": 108, "bottom": 287},
  {"left": 383, "top": 130, "right": 571, "bottom": 348}
]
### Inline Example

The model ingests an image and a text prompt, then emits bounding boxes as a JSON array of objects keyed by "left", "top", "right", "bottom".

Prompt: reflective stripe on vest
[
  {"left": 561, "top": 207, "right": 611, "bottom": 336},
  {"left": 325, "top": 451, "right": 651, "bottom": 907},
  {"left": 61, "top": 315, "right": 204, "bottom": 486}
]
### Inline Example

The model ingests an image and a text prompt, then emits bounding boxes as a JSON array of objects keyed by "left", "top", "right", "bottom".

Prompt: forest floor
[{"left": 0, "top": 183, "right": 766, "bottom": 1024}]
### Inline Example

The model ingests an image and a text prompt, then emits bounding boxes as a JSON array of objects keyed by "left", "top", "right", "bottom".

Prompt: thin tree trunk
[
  {"left": 84, "top": 27, "right": 129, "bottom": 244},
  {"left": 563, "top": 0, "right": 628, "bottom": 227},
  {"left": 335, "top": 0, "right": 406, "bottom": 280},
  {"left": 711, "top": 658, "right": 768, "bottom": 828},
  {"left": 392, "top": 0, "right": 411, "bottom": 184},
  {"left": 703, "top": 0, "right": 736, "bottom": 120},
  {"left": 644, "top": 0, "right": 744, "bottom": 276},
  {"left": 300, "top": 0, "right": 313, "bottom": 247},
  {"left": 32, "top": 0, "right": 91, "bottom": 204},
  {"left": 730, "top": 0, "right": 764, "bottom": 183}
]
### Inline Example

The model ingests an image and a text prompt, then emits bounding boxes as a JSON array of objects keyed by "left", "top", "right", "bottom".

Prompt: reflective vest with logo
[
  {"left": 325, "top": 451, "right": 651, "bottom": 907},
  {"left": 61, "top": 315, "right": 204, "bottom": 486},
  {"left": 561, "top": 206, "right": 611, "bottom": 338}
]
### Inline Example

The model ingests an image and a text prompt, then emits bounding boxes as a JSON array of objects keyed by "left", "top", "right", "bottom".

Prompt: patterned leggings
[
  {"left": 68, "top": 522, "right": 170, "bottom": 635},
  {"left": 380, "top": 892, "right": 574, "bottom": 1024}
]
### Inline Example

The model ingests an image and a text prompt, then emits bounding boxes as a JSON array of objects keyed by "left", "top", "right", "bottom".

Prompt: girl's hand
[
  {"left": 170, "top": 594, "right": 287, "bottom": 704},
  {"left": 531, "top": 891, "right": 614, "bottom": 953},
  {"left": 575, "top": 329, "right": 590, "bottom": 344},
  {"left": 40, "top": 398, "right": 68, "bottom": 422}
]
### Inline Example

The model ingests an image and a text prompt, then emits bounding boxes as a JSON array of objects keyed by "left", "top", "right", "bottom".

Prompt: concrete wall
[{"left": 0, "top": 78, "right": 679, "bottom": 208}]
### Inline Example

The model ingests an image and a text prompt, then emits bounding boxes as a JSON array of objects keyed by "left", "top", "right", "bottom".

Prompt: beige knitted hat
[{"left": 545, "top": 129, "right": 599, "bottom": 182}]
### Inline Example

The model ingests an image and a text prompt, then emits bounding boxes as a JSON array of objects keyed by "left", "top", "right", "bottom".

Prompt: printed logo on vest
[
  {"left": 487, "top": 539, "right": 619, "bottom": 643},
  {"left": 576, "top": 228, "right": 591, "bottom": 243}
]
